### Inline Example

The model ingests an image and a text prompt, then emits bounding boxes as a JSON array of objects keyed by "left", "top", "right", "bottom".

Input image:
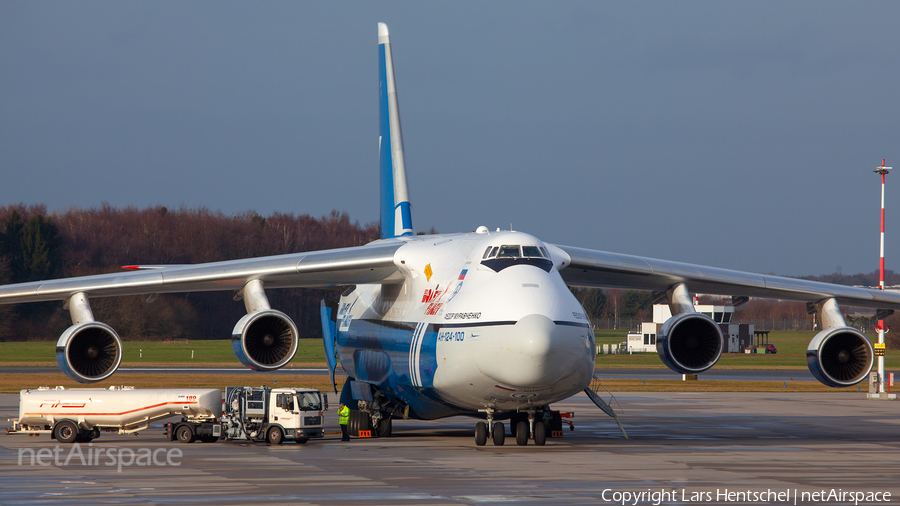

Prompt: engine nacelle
[
  {"left": 807, "top": 327, "right": 873, "bottom": 387},
  {"left": 56, "top": 322, "right": 123, "bottom": 383},
  {"left": 656, "top": 312, "right": 724, "bottom": 375},
  {"left": 231, "top": 309, "right": 299, "bottom": 371}
]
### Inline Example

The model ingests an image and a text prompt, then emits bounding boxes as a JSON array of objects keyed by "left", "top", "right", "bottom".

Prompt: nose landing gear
[
  {"left": 475, "top": 408, "right": 506, "bottom": 446},
  {"left": 492, "top": 422, "right": 505, "bottom": 446},
  {"left": 509, "top": 407, "right": 561, "bottom": 446},
  {"left": 477, "top": 407, "right": 559, "bottom": 446},
  {"left": 513, "top": 408, "right": 546, "bottom": 446}
]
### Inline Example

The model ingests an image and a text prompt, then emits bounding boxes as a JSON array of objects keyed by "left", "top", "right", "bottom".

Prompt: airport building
[{"left": 624, "top": 304, "right": 754, "bottom": 353}]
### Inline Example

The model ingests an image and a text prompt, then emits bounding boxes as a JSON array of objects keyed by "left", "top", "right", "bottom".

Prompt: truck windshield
[{"left": 297, "top": 392, "right": 322, "bottom": 411}]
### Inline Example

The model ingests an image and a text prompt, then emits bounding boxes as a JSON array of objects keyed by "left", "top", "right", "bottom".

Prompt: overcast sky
[{"left": 2, "top": 2, "right": 900, "bottom": 277}]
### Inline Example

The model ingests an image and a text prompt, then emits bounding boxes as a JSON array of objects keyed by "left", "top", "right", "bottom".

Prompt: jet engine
[
  {"left": 56, "top": 322, "right": 123, "bottom": 383},
  {"left": 231, "top": 309, "right": 299, "bottom": 371},
  {"left": 656, "top": 312, "right": 724, "bottom": 375},
  {"left": 806, "top": 327, "right": 873, "bottom": 387}
]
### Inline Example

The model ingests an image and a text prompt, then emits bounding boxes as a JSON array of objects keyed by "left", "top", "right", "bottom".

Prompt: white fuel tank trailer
[
  {"left": 7, "top": 385, "right": 327, "bottom": 445},
  {"left": 7, "top": 386, "right": 222, "bottom": 444}
]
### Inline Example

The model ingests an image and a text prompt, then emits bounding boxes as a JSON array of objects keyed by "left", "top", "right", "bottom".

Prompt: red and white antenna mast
[{"left": 874, "top": 159, "right": 892, "bottom": 396}]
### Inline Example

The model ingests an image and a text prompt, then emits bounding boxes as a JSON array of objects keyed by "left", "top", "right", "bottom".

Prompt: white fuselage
[{"left": 335, "top": 230, "right": 596, "bottom": 419}]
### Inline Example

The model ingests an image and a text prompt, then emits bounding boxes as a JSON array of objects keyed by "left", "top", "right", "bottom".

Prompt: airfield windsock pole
[{"left": 875, "top": 159, "right": 891, "bottom": 395}]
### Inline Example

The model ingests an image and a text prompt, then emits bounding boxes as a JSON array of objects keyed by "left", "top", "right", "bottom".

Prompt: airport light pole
[{"left": 875, "top": 159, "right": 891, "bottom": 395}]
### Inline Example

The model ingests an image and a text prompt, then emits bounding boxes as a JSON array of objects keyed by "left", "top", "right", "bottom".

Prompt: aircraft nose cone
[{"left": 477, "top": 314, "right": 593, "bottom": 388}]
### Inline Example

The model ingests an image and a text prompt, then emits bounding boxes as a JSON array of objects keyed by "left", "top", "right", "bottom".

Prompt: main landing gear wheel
[
  {"left": 492, "top": 422, "right": 505, "bottom": 446},
  {"left": 376, "top": 417, "right": 392, "bottom": 438},
  {"left": 266, "top": 426, "right": 284, "bottom": 445},
  {"left": 533, "top": 421, "right": 547, "bottom": 446},
  {"left": 348, "top": 410, "right": 371, "bottom": 437},
  {"left": 515, "top": 421, "right": 529, "bottom": 446},
  {"left": 474, "top": 422, "right": 487, "bottom": 446}
]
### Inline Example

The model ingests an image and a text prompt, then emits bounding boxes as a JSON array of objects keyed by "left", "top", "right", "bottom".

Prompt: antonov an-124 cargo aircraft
[{"left": 1, "top": 23, "right": 897, "bottom": 446}]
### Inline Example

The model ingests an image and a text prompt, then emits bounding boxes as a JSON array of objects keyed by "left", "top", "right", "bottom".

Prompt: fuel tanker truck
[{"left": 7, "top": 385, "right": 327, "bottom": 445}]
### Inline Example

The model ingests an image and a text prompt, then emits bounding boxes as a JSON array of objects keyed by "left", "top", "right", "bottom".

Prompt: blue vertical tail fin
[{"left": 378, "top": 22, "right": 414, "bottom": 239}]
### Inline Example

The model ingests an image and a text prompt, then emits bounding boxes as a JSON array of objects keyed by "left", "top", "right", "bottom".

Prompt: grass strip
[
  {"left": 0, "top": 373, "right": 866, "bottom": 394},
  {"left": 0, "top": 373, "right": 346, "bottom": 394}
]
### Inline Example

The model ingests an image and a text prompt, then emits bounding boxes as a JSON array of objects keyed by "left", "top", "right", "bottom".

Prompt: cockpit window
[
  {"left": 480, "top": 244, "right": 554, "bottom": 273},
  {"left": 483, "top": 245, "right": 548, "bottom": 260},
  {"left": 497, "top": 245, "right": 521, "bottom": 258}
]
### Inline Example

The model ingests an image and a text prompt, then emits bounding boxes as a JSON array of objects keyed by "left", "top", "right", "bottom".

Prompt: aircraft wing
[
  {"left": 0, "top": 242, "right": 404, "bottom": 304},
  {"left": 555, "top": 244, "right": 900, "bottom": 311}
]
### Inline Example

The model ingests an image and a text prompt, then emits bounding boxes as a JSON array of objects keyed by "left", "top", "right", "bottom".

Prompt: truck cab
[
  {"left": 166, "top": 385, "right": 327, "bottom": 445},
  {"left": 266, "top": 387, "right": 326, "bottom": 443}
]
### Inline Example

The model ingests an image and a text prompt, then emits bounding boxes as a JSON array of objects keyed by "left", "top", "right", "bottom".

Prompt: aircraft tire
[
  {"left": 510, "top": 413, "right": 523, "bottom": 436},
  {"left": 550, "top": 411, "right": 563, "bottom": 433},
  {"left": 474, "top": 422, "right": 487, "bottom": 446},
  {"left": 534, "top": 421, "right": 547, "bottom": 446},
  {"left": 359, "top": 411, "right": 372, "bottom": 434},
  {"left": 492, "top": 422, "right": 505, "bottom": 446},
  {"left": 376, "top": 417, "right": 392, "bottom": 438},
  {"left": 515, "top": 421, "right": 529, "bottom": 446}
]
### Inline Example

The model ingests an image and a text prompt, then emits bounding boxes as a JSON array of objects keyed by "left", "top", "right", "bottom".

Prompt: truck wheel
[
  {"left": 175, "top": 424, "right": 195, "bottom": 444},
  {"left": 296, "top": 437, "right": 309, "bottom": 445},
  {"left": 91, "top": 428, "right": 101, "bottom": 439},
  {"left": 54, "top": 420, "right": 79, "bottom": 444},
  {"left": 200, "top": 436, "right": 219, "bottom": 443},
  {"left": 266, "top": 426, "right": 284, "bottom": 445}
]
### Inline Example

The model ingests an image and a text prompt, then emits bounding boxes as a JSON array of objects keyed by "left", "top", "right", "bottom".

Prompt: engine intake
[
  {"left": 656, "top": 312, "right": 724, "bottom": 374},
  {"left": 807, "top": 327, "right": 873, "bottom": 387},
  {"left": 232, "top": 309, "right": 299, "bottom": 371},
  {"left": 56, "top": 322, "right": 123, "bottom": 383}
]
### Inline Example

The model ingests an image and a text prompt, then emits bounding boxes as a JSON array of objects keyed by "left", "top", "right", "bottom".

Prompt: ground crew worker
[{"left": 338, "top": 403, "right": 350, "bottom": 441}]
